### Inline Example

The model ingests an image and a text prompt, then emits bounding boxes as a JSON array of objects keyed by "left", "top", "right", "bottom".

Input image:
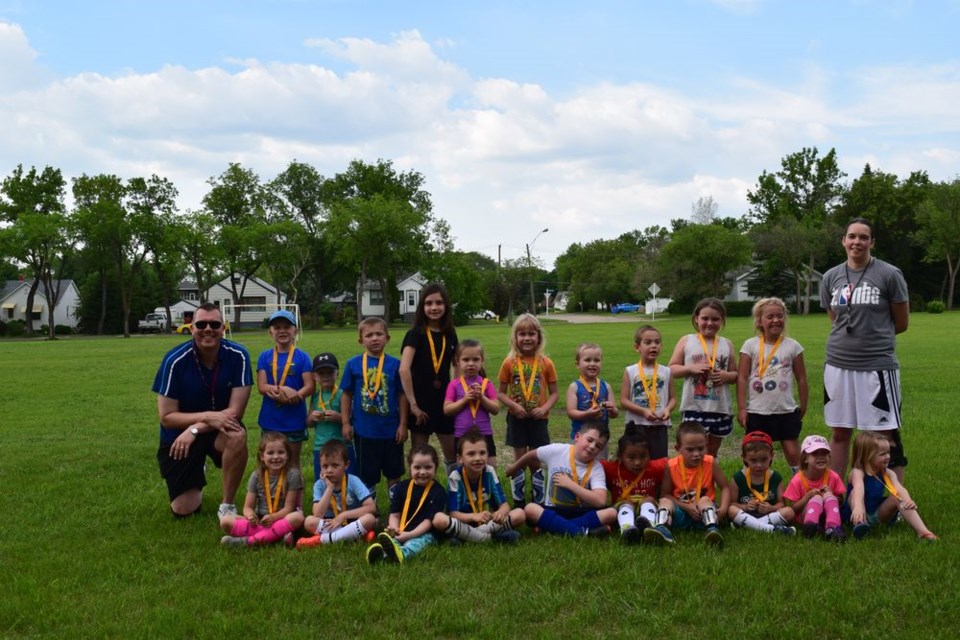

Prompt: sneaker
[
  {"left": 378, "top": 532, "right": 404, "bottom": 563},
  {"left": 773, "top": 525, "right": 797, "bottom": 537},
  {"left": 644, "top": 524, "right": 675, "bottom": 545},
  {"left": 825, "top": 527, "right": 847, "bottom": 543},
  {"left": 217, "top": 503, "right": 238, "bottom": 518},
  {"left": 635, "top": 516, "right": 653, "bottom": 532},
  {"left": 621, "top": 526, "right": 643, "bottom": 545},
  {"left": 366, "top": 543, "right": 386, "bottom": 564},
  {"left": 705, "top": 525, "right": 724, "bottom": 547},
  {"left": 853, "top": 522, "right": 871, "bottom": 540},
  {"left": 282, "top": 532, "right": 295, "bottom": 547},
  {"left": 802, "top": 522, "right": 819, "bottom": 539},
  {"left": 296, "top": 535, "right": 322, "bottom": 550},
  {"left": 584, "top": 525, "right": 611, "bottom": 538},
  {"left": 492, "top": 530, "right": 521, "bottom": 544},
  {"left": 447, "top": 537, "right": 463, "bottom": 547},
  {"left": 220, "top": 535, "right": 247, "bottom": 548}
]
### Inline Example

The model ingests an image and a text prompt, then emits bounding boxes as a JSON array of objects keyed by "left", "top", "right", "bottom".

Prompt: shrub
[
  {"left": 317, "top": 302, "right": 336, "bottom": 326},
  {"left": 55, "top": 324, "right": 72, "bottom": 335},
  {"left": 6, "top": 319, "right": 25, "bottom": 337},
  {"left": 927, "top": 300, "right": 946, "bottom": 314},
  {"left": 341, "top": 306, "right": 357, "bottom": 326}
]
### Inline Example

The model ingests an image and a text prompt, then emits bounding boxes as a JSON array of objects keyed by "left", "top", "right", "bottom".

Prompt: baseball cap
[
  {"left": 268, "top": 310, "right": 297, "bottom": 326},
  {"left": 742, "top": 431, "right": 773, "bottom": 448},
  {"left": 312, "top": 352, "right": 339, "bottom": 371},
  {"left": 800, "top": 435, "right": 831, "bottom": 454}
]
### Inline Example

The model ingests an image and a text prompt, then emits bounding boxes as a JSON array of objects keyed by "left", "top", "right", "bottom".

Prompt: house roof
[{"left": 1, "top": 279, "right": 77, "bottom": 305}]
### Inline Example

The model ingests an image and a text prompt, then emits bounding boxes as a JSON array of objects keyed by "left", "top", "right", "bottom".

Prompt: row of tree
[{"left": 1, "top": 147, "right": 958, "bottom": 339}]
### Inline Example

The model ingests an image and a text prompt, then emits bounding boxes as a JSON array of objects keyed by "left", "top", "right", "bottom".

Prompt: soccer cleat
[
  {"left": 853, "top": 522, "right": 871, "bottom": 540},
  {"left": 584, "top": 525, "right": 611, "bottom": 538},
  {"left": 635, "top": 516, "right": 653, "bottom": 532},
  {"left": 644, "top": 524, "right": 675, "bottom": 545},
  {"left": 492, "top": 530, "right": 521, "bottom": 544},
  {"left": 802, "top": 522, "right": 819, "bottom": 539},
  {"left": 825, "top": 527, "right": 847, "bottom": 543},
  {"left": 282, "top": 532, "right": 295, "bottom": 547},
  {"left": 217, "top": 503, "right": 238, "bottom": 518},
  {"left": 621, "top": 526, "right": 643, "bottom": 545},
  {"left": 704, "top": 525, "right": 724, "bottom": 547},
  {"left": 220, "top": 535, "right": 247, "bottom": 548},
  {"left": 365, "top": 543, "right": 386, "bottom": 564},
  {"left": 773, "top": 525, "right": 797, "bottom": 537},
  {"left": 380, "top": 534, "right": 405, "bottom": 563},
  {"left": 296, "top": 535, "right": 322, "bottom": 549}
]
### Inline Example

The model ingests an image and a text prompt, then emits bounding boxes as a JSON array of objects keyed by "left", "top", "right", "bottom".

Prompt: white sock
[
  {"left": 447, "top": 517, "right": 491, "bottom": 542},
  {"left": 732, "top": 511, "right": 774, "bottom": 532},
  {"left": 638, "top": 502, "right": 657, "bottom": 523},
  {"left": 761, "top": 511, "right": 788, "bottom": 527},
  {"left": 324, "top": 521, "right": 366, "bottom": 543},
  {"left": 617, "top": 503, "right": 636, "bottom": 530}
]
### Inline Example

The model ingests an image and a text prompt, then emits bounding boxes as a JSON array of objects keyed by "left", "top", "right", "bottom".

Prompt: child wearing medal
[
  {"left": 341, "top": 317, "right": 408, "bottom": 500},
  {"left": 366, "top": 444, "right": 447, "bottom": 564},
  {"left": 307, "top": 352, "right": 354, "bottom": 482},
  {"left": 646, "top": 422, "right": 731, "bottom": 546},
  {"left": 622, "top": 325, "right": 675, "bottom": 459},
  {"left": 256, "top": 310, "right": 315, "bottom": 472},
  {"left": 432, "top": 428, "right": 525, "bottom": 543},
  {"left": 444, "top": 340, "right": 500, "bottom": 466},
  {"left": 727, "top": 431, "right": 796, "bottom": 535},
  {"left": 737, "top": 298, "right": 807, "bottom": 473},
  {"left": 842, "top": 432, "right": 937, "bottom": 540},
  {"left": 668, "top": 298, "right": 737, "bottom": 458},
  {"left": 297, "top": 440, "right": 378, "bottom": 548},
  {"left": 400, "top": 283, "right": 459, "bottom": 474},
  {"left": 219, "top": 432, "right": 305, "bottom": 547},
  {"left": 506, "top": 423, "right": 617, "bottom": 537},
  {"left": 600, "top": 424, "right": 667, "bottom": 544},
  {"left": 566, "top": 342, "right": 619, "bottom": 458},
  {"left": 782, "top": 435, "right": 847, "bottom": 541},
  {"left": 498, "top": 313, "right": 559, "bottom": 507}
]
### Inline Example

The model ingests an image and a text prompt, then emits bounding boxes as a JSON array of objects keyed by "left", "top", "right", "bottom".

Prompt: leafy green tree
[
  {"left": 654, "top": 222, "right": 752, "bottom": 305},
  {"left": 915, "top": 178, "right": 960, "bottom": 309},
  {"left": 180, "top": 211, "right": 222, "bottom": 303},
  {"left": 0, "top": 165, "right": 70, "bottom": 337},
  {"left": 747, "top": 147, "right": 847, "bottom": 314},
  {"left": 421, "top": 250, "right": 497, "bottom": 324},
  {"left": 130, "top": 176, "right": 181, "bottom": 331}
]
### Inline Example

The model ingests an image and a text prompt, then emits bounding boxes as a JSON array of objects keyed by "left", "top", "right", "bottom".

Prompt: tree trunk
[
  {"left": 948, "top": 254, "right": 958, "bottom": 311},
  {"left": 357, "top": 259, "right": 367, "bottom": 322},
  {"left": 803, "top": 254, "right": 814, "bottom": 315},
  {"left": 97, "top": 268, "right": 107, "bottom": 335},
  {"left": 379, "top": 276, "right": 390, "bottom": 324},
  {"left": 24, "top": 277, "right": 41, "bottom": 336},
  {"left": 41, "top": 273, "right": 59, "bottom": 340}
]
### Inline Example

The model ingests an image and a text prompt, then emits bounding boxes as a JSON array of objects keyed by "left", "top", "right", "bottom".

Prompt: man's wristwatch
[{"left": 189, "top": 426, "right": 200, "bottom": 436}]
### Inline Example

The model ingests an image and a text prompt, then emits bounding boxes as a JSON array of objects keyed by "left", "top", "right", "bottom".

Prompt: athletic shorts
[
  {"left": 453, "top": 434, "right": 497, "bottom": 458},
  {"left": 505, "top": 415, "right": 550, "bottom": 449},
  {"left": 745, "top": 409, "right": 803, "bottom": 442},
  {"left": 262, "top": 427, "right": 309, "bottom": 443},
  {"left": 354, "top": 434, "right": 404, "bottom": 489},
  {"left": 157, "top": 431, "right": 223, "bottom": 500},
  {"left": 823, "top": 365, "right": 902, "bottom": 431},
  {"left": 680, "top": 411, "right": 733, "bottom": 438}
]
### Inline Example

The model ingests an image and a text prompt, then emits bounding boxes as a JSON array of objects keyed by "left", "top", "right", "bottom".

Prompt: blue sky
[{"left": 2, "top": 0, "right": 958, "bottom": 266}]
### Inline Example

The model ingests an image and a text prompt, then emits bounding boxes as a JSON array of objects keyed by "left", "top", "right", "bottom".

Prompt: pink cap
[{"left": 800, "top": 435, "right": 831, "bottom": 454}]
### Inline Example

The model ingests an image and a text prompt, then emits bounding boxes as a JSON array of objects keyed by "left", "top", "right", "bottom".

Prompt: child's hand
[
  {"left": 900, "top": 499, "right": 917, "bottom": 511},
  {"left": 329, "top": 514, "right": 347, "bottom": 529},
  {"left": 309, "top": 410, "right": 323, "bottom": 424},
  {"left": 259, "top": 513, "right": 274, "bottom": 526},
  {"left": 691, "top": 361, "right": 712, "bottom": 377},
  {"left": 396, "top": 424, "right": 408, "bottom": 444},
  {"left": 491, "top": 510, "right": 507, "bottom": 525},
  {"left": 755, "top": 502, "right": 775, "bottom": 515},
  {"left": 246, "top": 513, "right": 258, "bottom": 524},
  {"left": 851, "top": 508, "right": 866, "bottom": 524},
  {"left": 509, "top": 402, "right": 529, "bottom": 419},
  {"left": 529, "top": 406, "right": 547, "bottom": 420},
  {"left": 708, "top": 369, "right": 725, "bottom": 387},
  {"left": 551, "top": 473, "right": 575, "bottom": 491},
  {"left": 737, "top": 409, "right": 748, "bottom": 429},
  {"left": 342, "top": 423, "right": 353, "bottom": 442},
  {"left": 604, "top": 401, "right": 618, "bottom": 417},
  {"left": 473, "top": 512, "right": 492, "bottom": 525},
  {"left": 385, "top": 525, "right": 401, "bottom": 538}
]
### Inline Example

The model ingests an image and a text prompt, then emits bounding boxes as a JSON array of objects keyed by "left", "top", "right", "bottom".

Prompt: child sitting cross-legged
[
  {"left": 505, "top": 423, "right": 617, "bottom": 537},
  {"left": 600, "top": 424, "right": 667, "bottom": 544},
  {"left": 296, "top": 440, "right": 377, "bottom": 549},
  {"left": 432, "top": 427, "right": 526, "bottom": 544},
  {"left": 727, "top": 431, "right": 796, "bottom": 536},
  {"left": 646, "top": 421, "right": 731, "bottom": 547}
]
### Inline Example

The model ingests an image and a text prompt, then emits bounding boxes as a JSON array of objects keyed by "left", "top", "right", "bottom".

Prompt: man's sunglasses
[{"left": 194, "top": 321, "right": 223, "bottom": 330}]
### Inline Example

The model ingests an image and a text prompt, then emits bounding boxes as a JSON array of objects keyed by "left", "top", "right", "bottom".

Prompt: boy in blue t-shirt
[{"left": 340, "top": 317, "right": 408, "bottom": 498}]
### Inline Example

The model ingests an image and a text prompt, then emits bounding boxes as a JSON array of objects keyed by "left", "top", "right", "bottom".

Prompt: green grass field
[{"left": 2, "top": 313, "right": 958, "bottom": 638}]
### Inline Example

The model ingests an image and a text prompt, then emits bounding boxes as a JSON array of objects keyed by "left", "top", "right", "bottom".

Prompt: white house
[
  {"left": 359, "top": 272, "right": 426, "bottom": 318},
  {"left": 1, "top": 279, "right": 82, "bottom": 328},
  {"left": 171, "top": 276, "right": 289, "bottom": 328},
  {"left": 725, "top": 265, "right": 823, "bottom": 303}
]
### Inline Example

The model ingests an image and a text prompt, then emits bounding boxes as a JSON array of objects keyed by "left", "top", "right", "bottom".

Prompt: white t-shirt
[
  {"left": 740, "top": 336, "right": 804, "bottom": 415},
  {"left": 536, "top": 443, "right": 606, "bottom": 508}
]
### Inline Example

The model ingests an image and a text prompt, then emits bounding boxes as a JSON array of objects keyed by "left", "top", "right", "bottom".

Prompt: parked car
[
  {"left": 610, "top": 303, "right": 641, "bottom": 314},
  {"left": 137, "top": 313, "right": 168, "bottom": 333},
  {"left": 472, "top": 309, "right": 496, "bottom": 320}
]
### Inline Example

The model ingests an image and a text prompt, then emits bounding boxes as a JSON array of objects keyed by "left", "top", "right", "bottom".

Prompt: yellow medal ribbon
[
  {"left": 315, "top": 384, "right": 338, "bottom": 412},
  {"left": 678, "top": 461, "right": 704, "bottom": 502},
  {"left": 362, "top": 352, "right": 385, "bottom": 402},
  {"left": 463, "top": 472, "right": 485, "bottom": 513},
  {"left": 399, "top": 480, "right": 434, "bottom": 532},
  {"left": 262, "top": 469, "right": 286, "bottom": 515},
  {"left": 568, "top": 448, "right": 594, "bottom": 505},
  {"left": 637, "top": 362, "right": 658, "bottom": 412},
  {"left": 330, "top": 474, "right": 347, "bottom": 516},
  {"left": 618, "top": 466, "right": 647, "bottom": 503},
  {"left": 696, "top": 333, "right": 718, "bottom": 371},
  {"left": 756, "top": 335, "right": 783, "bottom": 379},
  {"left": 459, "top": 377, "right": 489, "bottom": 422},
  {"left": 426, "top": 330, "right": 446, "bottom": 378},
  {"left": 578, "top": 375, "right": 600, "bottom": 409},
  {"left": 516, "top": 356, "right": 541, "bottom": 406},
  {"left": 800, "top": 470, "right": 830, "bottom": 493},
  {"left": 876, "top": 470, "right": 901, "bottom": 501},
  {"left": 271, "top": 345, "right": 295, "bottom": 388},
  {"left": 745, "top": 469, "right": 770, "bottom": 502}
]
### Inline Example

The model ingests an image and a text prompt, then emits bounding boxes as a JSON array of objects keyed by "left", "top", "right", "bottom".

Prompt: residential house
[
  {"left": 359, "top": 272, "right": 426, "bottom": 320},
  {"left": 169, "top": 276, "right": 289, "bottom": 328},
  {"left": 1, "top": 278, "right": 82, "bottom": 328},
  {"left": 725, "top": 265, "right": 823, "bottom": 303}
]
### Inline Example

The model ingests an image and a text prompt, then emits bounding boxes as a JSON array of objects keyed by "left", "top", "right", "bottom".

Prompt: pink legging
[
  {"left": 230, "top": 518, "right": 294, "bottom": 546},
  {"left": 804, "top": 495, "right": 841, "bottom": 530}
]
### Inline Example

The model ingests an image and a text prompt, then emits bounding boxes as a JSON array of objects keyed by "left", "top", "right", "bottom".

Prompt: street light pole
[{"left": 527, "top": 228, "right": 548, "bottom": 315}]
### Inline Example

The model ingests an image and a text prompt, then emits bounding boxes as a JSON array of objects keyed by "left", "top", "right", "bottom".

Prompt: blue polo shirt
[{"left": 152, "top": 339, "right": 253, "bottom": 445}]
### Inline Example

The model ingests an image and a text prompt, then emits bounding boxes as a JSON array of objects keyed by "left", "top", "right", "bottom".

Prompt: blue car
[{"left": 611, "top": 303, "right": 640, "bottom": 314}]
